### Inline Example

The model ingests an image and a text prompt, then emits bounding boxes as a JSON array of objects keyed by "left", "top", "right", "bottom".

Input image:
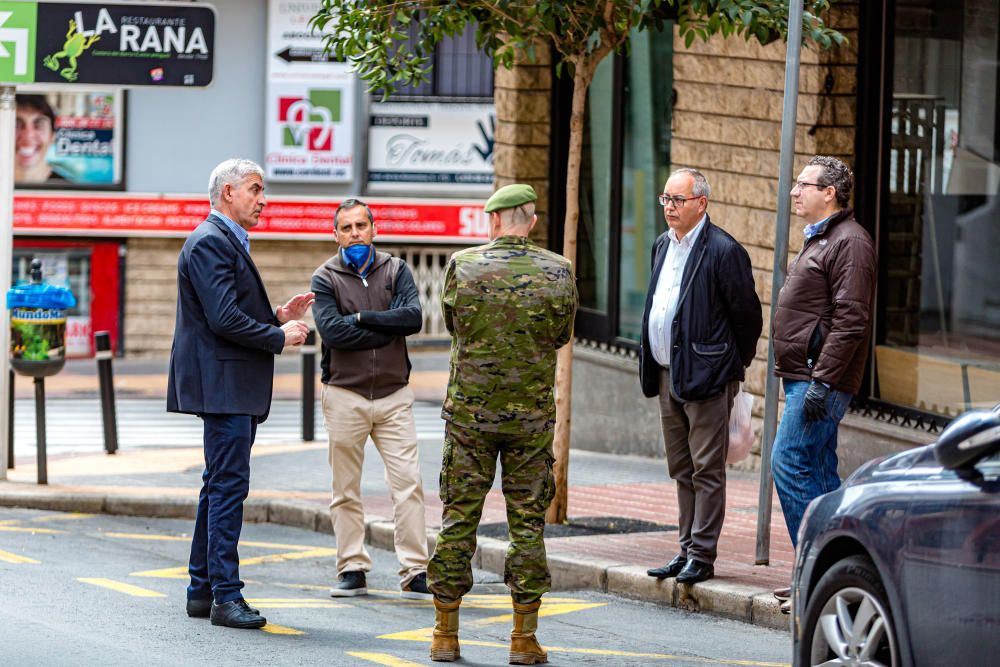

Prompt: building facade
[
  {"left": 12, "top": 0, "right": 496, "bottom": 356},
  {"left": 498, "top": 0, "right": 1000, "bottom": 469},
  {"left": 12, "top": 1, "right": 999, "bottom": 470}
]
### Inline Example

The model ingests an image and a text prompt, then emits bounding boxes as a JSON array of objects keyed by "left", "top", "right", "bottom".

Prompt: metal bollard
[
  {"left": 6, "top": 370, "right": 12, "bottom": 469},
  {"left": 34, "top": 377, "right": 47, "bottom": 484},
  {"left": 301, "top": 329, "right": 316, "bottom": 442},
  {"left": 95, "top": 332, "right": 118, "bottom": 455}
]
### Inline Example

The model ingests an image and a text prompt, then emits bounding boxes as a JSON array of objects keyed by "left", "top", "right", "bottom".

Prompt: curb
[{"left": 0, "top": 487, "right": 789, "bottom": 631}]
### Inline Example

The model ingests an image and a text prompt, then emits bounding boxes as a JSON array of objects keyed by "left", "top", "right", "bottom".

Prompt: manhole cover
[{"left": 478, "top": 516, "right": 676, "bottom": 539}]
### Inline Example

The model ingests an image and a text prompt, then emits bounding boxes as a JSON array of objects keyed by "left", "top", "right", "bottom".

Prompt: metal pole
[
  {"left": 756, "top": 0, "right": 805, "bottom": 565},
  {"left": 34, "top": 377, "right": 46, "bottom": 484},
  {"left": 0, "top": 85, "right": 16, "bottom": 480},
  {"left": 95, "top": 331, "right": 119, "bottom": 454},
  {"left": 301, "top": 329, "right": 316, "bottom": 442},
  {"left": 7, "top": 370, "right": 13, "bottom": 469}
]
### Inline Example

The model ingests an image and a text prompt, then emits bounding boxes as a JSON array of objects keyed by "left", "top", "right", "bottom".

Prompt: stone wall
[
  {"left": 669, "top": 3, "right": 860, "bottom": 460},
  {"left": 570, "top": 340, "right": 928, "bottom": 474},
  {"left": 492, "top": 43, "right": 552, "bottom": 246}
]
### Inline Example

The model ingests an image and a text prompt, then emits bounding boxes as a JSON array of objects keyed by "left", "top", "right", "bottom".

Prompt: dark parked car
[{"left": 792, "top": 408, "right": 1000, "bottom": 666}]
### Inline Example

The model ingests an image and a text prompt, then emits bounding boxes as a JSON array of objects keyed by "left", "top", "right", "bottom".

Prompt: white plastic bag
[{"left": 727, "top": 385, "right": 755, "bottom": 464}]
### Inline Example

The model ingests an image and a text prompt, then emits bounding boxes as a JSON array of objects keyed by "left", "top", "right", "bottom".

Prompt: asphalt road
[{"left": 0, "top": 509, "right": 792, "bottom": 667}]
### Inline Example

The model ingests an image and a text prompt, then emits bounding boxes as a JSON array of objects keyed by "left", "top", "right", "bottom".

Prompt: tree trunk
[{"left": 546, "top": 60, "right": 592, "bottom": 525}]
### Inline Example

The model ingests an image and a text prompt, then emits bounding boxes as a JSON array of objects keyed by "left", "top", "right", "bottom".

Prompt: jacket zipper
[{"left": 361, "top": 273, "right": 376, "bottom": 400}]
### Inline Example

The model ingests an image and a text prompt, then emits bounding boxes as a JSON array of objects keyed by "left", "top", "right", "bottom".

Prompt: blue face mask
[{"left": 342, "top": 244, "right": 373, "bottom": 272}]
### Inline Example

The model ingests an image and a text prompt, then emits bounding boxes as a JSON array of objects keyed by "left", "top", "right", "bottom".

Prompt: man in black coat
[
  {"left": 167, "top": 158, "right": 313, "bottom": 629},
  {"left": 640, "top": 168, "right": 762, "bottom": 585}
]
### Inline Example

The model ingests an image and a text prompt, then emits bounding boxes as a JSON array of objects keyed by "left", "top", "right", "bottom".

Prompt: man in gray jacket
[{"left": 311, "top": 198, "right": 431, "bottom": 600}]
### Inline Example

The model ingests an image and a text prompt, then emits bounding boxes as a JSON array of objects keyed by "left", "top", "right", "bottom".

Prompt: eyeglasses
[
  {"left": 792, "top": 181, "right": 829, "bottom": 191},
  {"left": 658, "top": 194, "right": 703, "bottom": 207}
]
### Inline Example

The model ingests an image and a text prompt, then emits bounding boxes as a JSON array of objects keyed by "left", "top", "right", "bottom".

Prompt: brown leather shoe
[
  {"left": 780, "top": 598, "right": 792, "bottom": 615},
  {"left": 773, "top": 586, "right": 791, "bottom": 601},
  {"left": 430, "top": 597, "right": 461, "bottom": 662},
  {"left": 510, "top": 599, "right": 547, "bottom": 665}
]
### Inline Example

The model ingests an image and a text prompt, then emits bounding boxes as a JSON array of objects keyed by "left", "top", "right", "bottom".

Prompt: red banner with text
[{"left": 12, "top": 193, "right": 491, "bottom": 243}]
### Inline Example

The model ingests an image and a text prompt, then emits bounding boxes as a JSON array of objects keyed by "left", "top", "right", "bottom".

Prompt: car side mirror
[{"left": 935, "top": 409, "right": 1000, "bottom": 471}]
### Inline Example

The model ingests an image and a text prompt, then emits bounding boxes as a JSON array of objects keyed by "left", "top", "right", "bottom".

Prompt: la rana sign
[{"left": 0, "top": 2, "right": 215, "bottom": 86}]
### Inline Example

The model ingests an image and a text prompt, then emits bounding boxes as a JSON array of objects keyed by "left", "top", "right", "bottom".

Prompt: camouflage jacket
[{"left": 440, "top": 235, "right": 578, "bottom": 434}]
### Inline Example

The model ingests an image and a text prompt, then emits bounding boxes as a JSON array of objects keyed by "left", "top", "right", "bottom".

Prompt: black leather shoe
[
  {"left": 187, "top": 598, "right": 212, "bottom": 618},
  {"left": 210, "top": 599, "right": 267, "bottom": 629},
  {"left": 189, "top": 598, "right": 259, "bottom": 618},
  {"left": 646, "top": 554, "right": 687, "bottom": 579},
  {"left": 675, "top": 559, "right": 715, "bottom": 585}
]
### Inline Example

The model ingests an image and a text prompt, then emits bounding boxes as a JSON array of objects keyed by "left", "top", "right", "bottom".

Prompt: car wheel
[{"left": 798, "top": 554, "right": 899, "bottom": 667}]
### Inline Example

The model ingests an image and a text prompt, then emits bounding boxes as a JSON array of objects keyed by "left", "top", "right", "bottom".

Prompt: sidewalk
[{"left": 0, "top": 351, "right": 793, "bottom": 630}]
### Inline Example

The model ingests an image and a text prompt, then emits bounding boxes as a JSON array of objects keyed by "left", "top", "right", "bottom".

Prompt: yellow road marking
[
  {"left": 245, "top": 598, "right": 349, "bottom": 609},
  {"left": 261, "top": 623, "right": 305, "bottom": 635},
  {"left": 130, "top": 565, "right": 188, "bottom": 579},
  {"left": 239, "top": 540, "right": 334, "bottom": 551},
  {"left": 379, "top": 601, "right": 605, "bottom": 642},
  {"left": 0, "top": 519, "right": 19, "bottom": 526},
  {"left": 377, "top": 598, "right": 787, "bottom": 666},
  {"left": 131, "top": 545, "right": 337, "bottom": 579},
  {"left": 0, "top": 549, "right": 40, "bottom": 564},
  {"left": 77, "top": 578, "right": 166, "bottom": 598},
  {"left": 31, "top": 513, "right": 95, "bottom": 523},
  {"left": 0, "top": 525, "right": 63, "bottom": 534},
  {"left": 237, "top": 547, "right": 338, "bottom": 566},
  {"left": 380, "top": 629, "right": 787, "bottom": 666},
  {"left": 365, "top": 591, "right": 589, "bottom": 609},
  {"left": 348, "top": 652, "right": 426, "bottom": 666},
  {"left": 104, "top": 532, "right": 189, "bottom": 543},
  {"left": 105, "top": 532, "right": 333, "bottom": 552}
]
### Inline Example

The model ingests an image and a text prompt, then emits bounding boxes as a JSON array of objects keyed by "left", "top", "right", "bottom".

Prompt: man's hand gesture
[
  {"left": 277, "top": 292, "right": 316, "bottom": 324},
  {"left": 281, "top": 320, "right": 309, "bottom": 347}
]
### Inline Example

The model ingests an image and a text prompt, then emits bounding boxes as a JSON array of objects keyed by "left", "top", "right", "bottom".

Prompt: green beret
[{"left": 484, "top": 183, "right": 537, "bottom": 213}]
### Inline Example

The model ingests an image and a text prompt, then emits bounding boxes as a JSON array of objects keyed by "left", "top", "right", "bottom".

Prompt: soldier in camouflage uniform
[{"left": 427, "top": 184, "right": 578, "bottom": 665}]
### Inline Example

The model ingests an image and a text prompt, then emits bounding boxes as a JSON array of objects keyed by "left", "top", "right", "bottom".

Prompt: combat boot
[
  {"left": 509, "top": 599, "right": 547, "bottom": 665},
  {"left": 430, "top": 597, "right": 461, "bottom": 662}
]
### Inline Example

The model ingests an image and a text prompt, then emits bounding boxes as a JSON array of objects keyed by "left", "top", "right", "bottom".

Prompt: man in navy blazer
[
  {"left": 168, "top": 158, "right": 313, "bottom": 629},
  {"left": 639, "top": 168, "right": 762, "bottom": 586}
]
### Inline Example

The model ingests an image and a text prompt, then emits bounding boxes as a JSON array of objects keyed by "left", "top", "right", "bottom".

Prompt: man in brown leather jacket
[{"left": 770, "top": 156, "right": 876, "bottom": 610}]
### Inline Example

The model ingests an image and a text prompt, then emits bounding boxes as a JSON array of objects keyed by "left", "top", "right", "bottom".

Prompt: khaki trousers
[
  {"left": 658, "top": 368, "right": 738, "bottom": 564},
  {"left": 322, "top": 383, "right": 428, "bottom": 584}
]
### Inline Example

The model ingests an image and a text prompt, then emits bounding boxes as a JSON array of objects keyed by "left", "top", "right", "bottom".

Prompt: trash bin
[{"left": 7, "top": 259, "right": 77, "bottom": 378}]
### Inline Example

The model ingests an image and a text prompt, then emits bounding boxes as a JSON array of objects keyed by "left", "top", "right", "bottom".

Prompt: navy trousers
[{"left": 187, "top": 413, "right": 257, "bottom": 604}]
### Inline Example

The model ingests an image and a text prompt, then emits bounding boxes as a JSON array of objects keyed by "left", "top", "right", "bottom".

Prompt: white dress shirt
[{"left": 648, "top": 215, "right": 706, "bottom": 368}]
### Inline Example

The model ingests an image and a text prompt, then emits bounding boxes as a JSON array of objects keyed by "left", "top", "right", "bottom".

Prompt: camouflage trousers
[{"left": 428, "top": 422, "right": 555, "bottom": 604}]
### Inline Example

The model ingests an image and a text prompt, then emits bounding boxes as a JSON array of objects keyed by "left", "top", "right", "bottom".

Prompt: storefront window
[
  {"left": 574, "top": 25, "right": 672, "bottom": 339},
  {"left": 878, "top": 0, "right": 1000, "bottom": 415},
  {"left": 576, "top": 57, "right": 614, "bottom": 315},
  {"left": 618, "top": 30, "right": 672, "bottom": 340}
]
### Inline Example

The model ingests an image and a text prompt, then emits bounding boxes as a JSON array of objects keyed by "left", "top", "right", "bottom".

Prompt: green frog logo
[{"left": 42, "top": 20, "right": 100, "bottom": 82}]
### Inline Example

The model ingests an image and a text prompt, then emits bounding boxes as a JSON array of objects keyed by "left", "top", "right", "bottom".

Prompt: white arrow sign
[{"left": 0, "top": 10, "right": 29, "bottom": 76}]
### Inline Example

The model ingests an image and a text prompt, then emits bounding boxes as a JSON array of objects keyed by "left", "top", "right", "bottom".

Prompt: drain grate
[{"left": 477, "top": 516, "right": 676, "bottom": 539}]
